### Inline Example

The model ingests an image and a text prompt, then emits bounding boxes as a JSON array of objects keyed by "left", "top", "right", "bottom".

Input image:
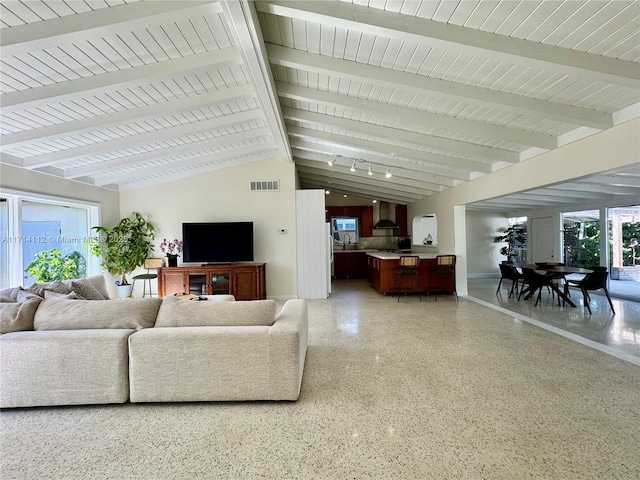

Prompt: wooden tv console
[{"left": 157, "top": 264, "right": 266, "bottom": 300}]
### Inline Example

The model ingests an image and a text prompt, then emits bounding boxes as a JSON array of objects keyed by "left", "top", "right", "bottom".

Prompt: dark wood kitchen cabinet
[
  {"left": 395, "top": 204, "right": 408, "bottom": 236},
  {"left": 157, "top": 264, "right": 266, "bottom": 300},
  {"left": 334, "top": 252, "right": 368, "bottom": 279},
  {"left": 361, "top": 205, "right": 373, "bottom": 237}
]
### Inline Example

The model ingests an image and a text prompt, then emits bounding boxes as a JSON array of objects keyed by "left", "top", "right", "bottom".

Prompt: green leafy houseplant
[
  {"left": 493, "top": 226, "right": 526, "bottom": 261},
  {"left": 88, "top": 212, "right": 156, "bottom": 285},
  {"left": 25, "top": 249, "right": 86, "bottom": 283}
]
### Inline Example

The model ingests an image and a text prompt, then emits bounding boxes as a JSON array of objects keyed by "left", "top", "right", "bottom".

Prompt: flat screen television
[{"left": 182, "top": 222, "right": 253, "bottom": 264}]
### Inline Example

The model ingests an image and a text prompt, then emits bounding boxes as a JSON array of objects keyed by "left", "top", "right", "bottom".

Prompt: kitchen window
[{"left": 332, "top": 217, "right": 358, "bottom": 245}]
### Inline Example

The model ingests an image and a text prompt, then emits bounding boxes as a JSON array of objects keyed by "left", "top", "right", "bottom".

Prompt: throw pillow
[
  {"left": 62, "top": 275, "right": 111, "bottom": 300},
  {"left": 25, "top": 283, "right": 45, "bottom": 297},
  {"left": 16, "top": 288, "right": 43, "bottom": 303},
  {"left": 71, "top": 279, "right": 106, "bottom": 300},
  {"left": 45, "top": 280, "right": 71, "bottom": 294},
  {"left": 84, "top": 275, "right": 111, "bottom": 300},
  {"left": 155, "top": 296, "right": 276, "bottom": 327},
  {"left": 0, "top": 286, "right": 20, "bottom": 303},
  {"left": 0, "top": 297, "right": 42, "bottom": 334},
  {"left": 42, "top": 280, "right": 71, "bottom": 299},
  {"left": 44, "top": 290, "right": 81, "bottom": 300},
  {"left": 34, "top": 297, "right": 162, "bottom": 331}
]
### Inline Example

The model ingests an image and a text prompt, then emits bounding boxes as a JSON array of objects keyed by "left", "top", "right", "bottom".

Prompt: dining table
[{"left": 516, "top": 264, "right": 593, "bottom": 307}]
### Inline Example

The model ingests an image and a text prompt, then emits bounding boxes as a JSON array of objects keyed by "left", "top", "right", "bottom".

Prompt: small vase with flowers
[{"left": 160, "top": 238, "right": 183, "bottom": 267}]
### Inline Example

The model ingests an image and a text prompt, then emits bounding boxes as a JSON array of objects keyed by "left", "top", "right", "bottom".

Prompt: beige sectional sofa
[{"left": 0, "top": 277, "right": 308, "bottom": 408}]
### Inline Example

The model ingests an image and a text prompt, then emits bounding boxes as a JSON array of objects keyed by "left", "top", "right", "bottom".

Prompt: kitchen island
[{"left": 366, "top": 252, "right": 456, "bottom": 295}]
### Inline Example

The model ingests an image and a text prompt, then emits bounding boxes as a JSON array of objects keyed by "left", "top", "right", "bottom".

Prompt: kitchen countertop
[
  {"left": 366, "top": 252, "right": 446, "bottom": 260},
  {"left": 333, "top": 248, "right": 378, "bottom": 254}
]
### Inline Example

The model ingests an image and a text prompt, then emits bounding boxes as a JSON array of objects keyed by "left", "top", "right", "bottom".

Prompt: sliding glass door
[
  {"left": 562, "top": 206, "right": 639, "bottom": 301},
  {"left": 608, "top": 205, "right": 640, "bottom": 301},
  {"left": 562, "top": 209, "right": 600, "bottom": 267}
]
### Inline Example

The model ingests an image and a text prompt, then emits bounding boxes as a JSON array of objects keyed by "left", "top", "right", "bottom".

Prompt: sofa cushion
[
  {"left": 0, "top": 297, "right": 43, "bottom": 334},
  {"left": 34, "top": 298, "right": 162, "bottom": 331},
  {"left": 155, "top": 296, "right": 276, "bottom": 327},
  {"left": 70, "top": 279, "right": 105, "bottom": 300}
]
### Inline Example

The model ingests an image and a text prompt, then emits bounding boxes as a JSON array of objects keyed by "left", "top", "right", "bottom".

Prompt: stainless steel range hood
[{"left": 373, "top": 201, "right": 399, "bottom": 229}]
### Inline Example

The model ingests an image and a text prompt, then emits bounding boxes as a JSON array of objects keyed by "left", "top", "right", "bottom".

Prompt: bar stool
[
  {"left": 131, "top": 258, "right": 164, "bottom": 297},
  {"left": 428, "top": 255, "right": 457, "bottom": 301},
  {"left": 392, "top": 256, "right": 421, "bottom": 302}
]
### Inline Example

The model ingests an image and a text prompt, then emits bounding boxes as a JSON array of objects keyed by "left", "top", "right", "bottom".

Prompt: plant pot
[
  {"left": 116, "top": 284, "right": 133, "bottom": 298},
  {"left": 167, "top": 255, "right": 178, "bottom": 267}
]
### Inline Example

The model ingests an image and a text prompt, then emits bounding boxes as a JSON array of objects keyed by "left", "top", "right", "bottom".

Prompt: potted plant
[
  {"left": 159, "top": 238, "right": 183, "bottom": 267},
  {"left": 493, "top": 226, "right": 526, "bottom": 263},
  {"left": 25, "top": 249, "right": 86, "bottom": 283},
  {"left": 88, "top": 212, "right": 156, "bottom": 297}
]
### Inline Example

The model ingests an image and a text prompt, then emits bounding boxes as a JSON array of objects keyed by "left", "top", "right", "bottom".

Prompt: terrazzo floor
[
  {"left": 468, "top": 276, "right": 640, "bottom": 363},
  {"left": 2, "top": 280, "right": 639, "bottom": 479}
]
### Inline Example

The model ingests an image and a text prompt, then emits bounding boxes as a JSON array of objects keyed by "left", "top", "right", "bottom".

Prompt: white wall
[
  {"left": 119, "top": 157, "right": 298, "bottom": 299},
  {"left": 408, "top": 118, "right": 640, "bottom": 294},
  {"left": 0, "top": 163, "right": 120, "bottom": 226}
]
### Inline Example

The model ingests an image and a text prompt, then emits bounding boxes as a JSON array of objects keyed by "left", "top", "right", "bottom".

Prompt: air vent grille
[{"left": 250, "top": 180, "right": 280, "bottom": 192}]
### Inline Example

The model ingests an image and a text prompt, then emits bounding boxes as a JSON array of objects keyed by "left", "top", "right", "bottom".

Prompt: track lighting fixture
[
  {"left": 385, "top": 167, "right": 392, "bottom": 178},
  {"left": 372, "top": 199, "right": 377, "bottom": 203},
  {"left": 350, "top": 161, "right": 356, "bottom": 172},
  {"left": 328, "top": 155, "right": 334, "bottom": 167},
  {"left": 368, "top": 163, "right": 373, "bottom": 175}
]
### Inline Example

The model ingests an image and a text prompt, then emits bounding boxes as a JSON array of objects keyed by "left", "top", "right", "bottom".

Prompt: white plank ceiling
[{"left": 1, "top": 0, "right": 639, "bottom": 213}]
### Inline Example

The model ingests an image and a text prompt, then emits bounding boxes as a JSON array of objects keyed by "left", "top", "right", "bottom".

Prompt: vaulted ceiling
[{"left": 1, "top": 1, "right": 639, "bottom": 213}]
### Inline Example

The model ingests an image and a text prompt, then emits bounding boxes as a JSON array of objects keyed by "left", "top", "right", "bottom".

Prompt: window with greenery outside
[{"left": 25, "top": 249, "right": 86, "bottom": 283}]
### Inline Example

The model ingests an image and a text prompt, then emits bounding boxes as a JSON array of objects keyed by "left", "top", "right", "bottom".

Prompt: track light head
[
  {"left": 350, "top": 161, "right": 356, "bottom": 172},
  {"left": 368, "top": 164, "right": 373, "bottom": 175},
  {"left": 385, "top": 167, "right": 392, "bottom": 178}
]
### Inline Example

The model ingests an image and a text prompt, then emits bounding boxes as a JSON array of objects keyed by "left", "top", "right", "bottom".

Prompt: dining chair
[
  {"left": 428, "top": 255, "right": 457, "bottom": 302},
  {"left": 131, "top": 258, "right": 164, "bottom": 297},
  {"left": 392, "top": 256, "right": 421, "bottom": 302},
  {"left": 563, "top": 269, "right": 615, "bottom": 315},
  {"left": 518, "top": 268, "right": 557, "bottom": 306},
  {"left": 496, "top": 263, "right": 524, "bottom": 298}
]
